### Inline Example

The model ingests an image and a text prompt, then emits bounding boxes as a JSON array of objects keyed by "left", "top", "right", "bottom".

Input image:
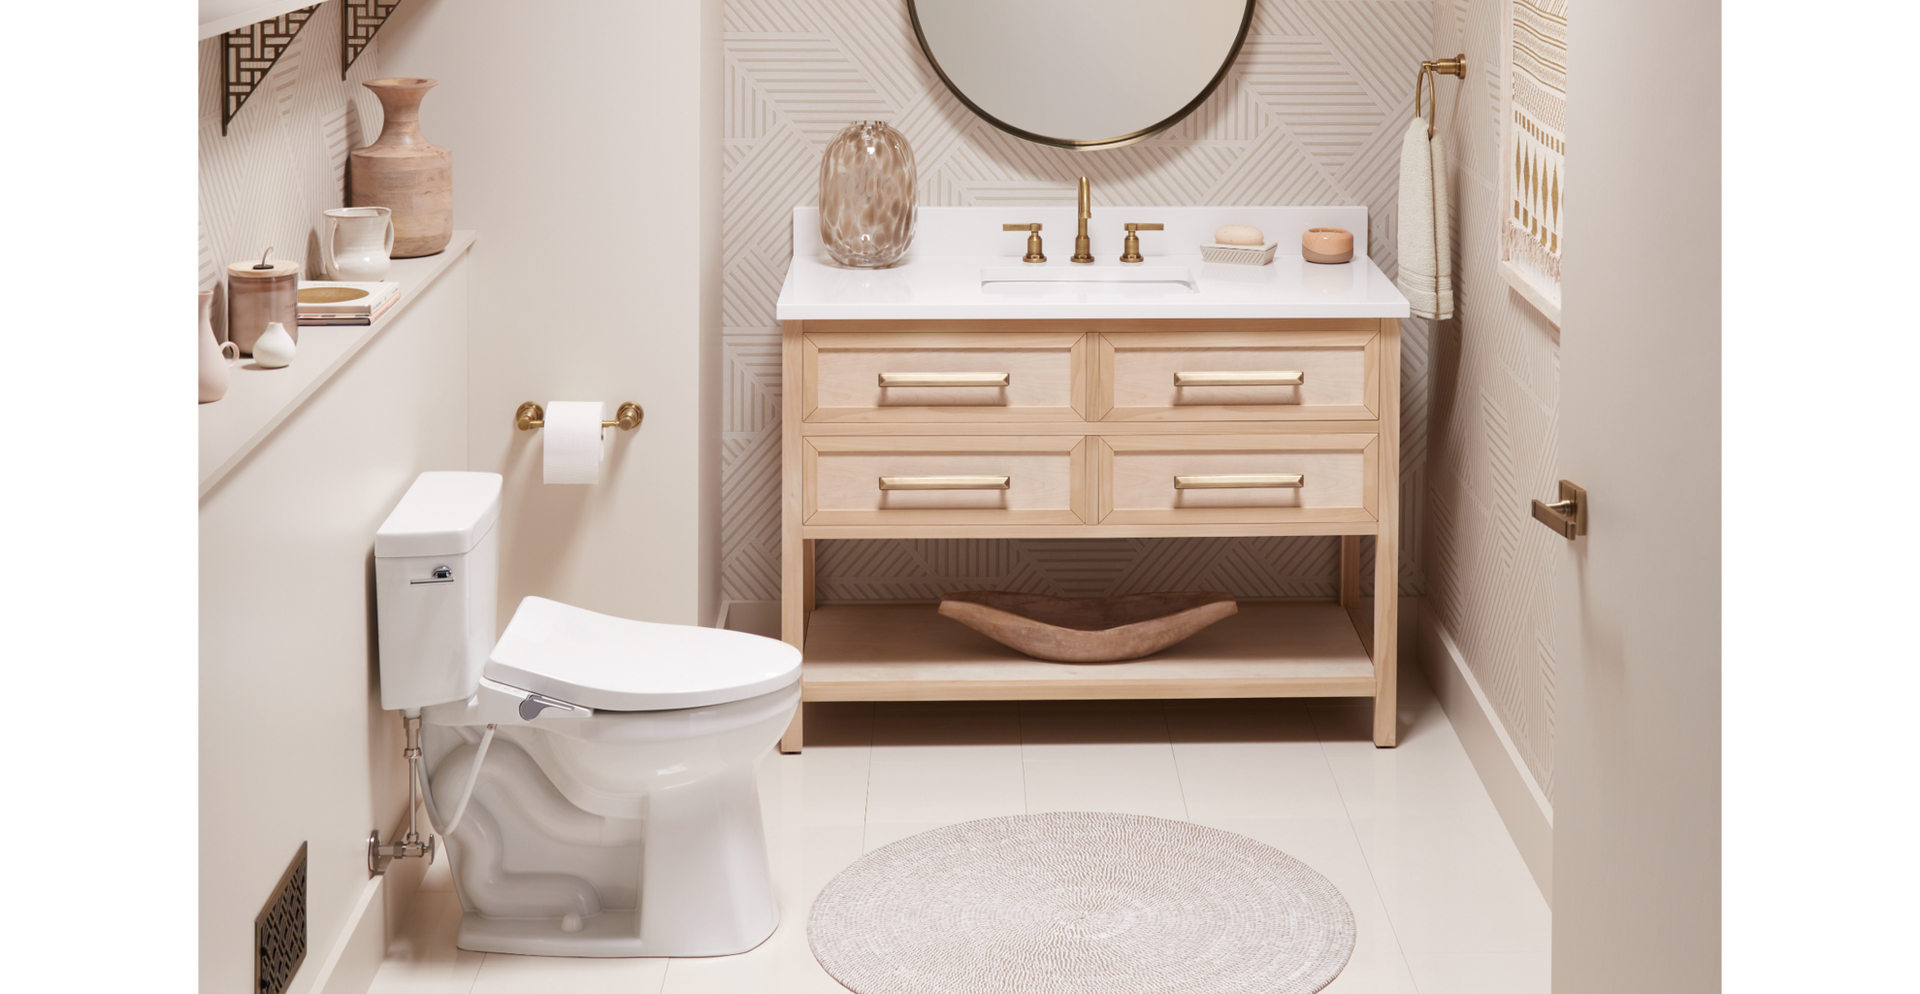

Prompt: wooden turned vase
[{"left": 349, "top": 78, "right": 452, "bottom": 258}]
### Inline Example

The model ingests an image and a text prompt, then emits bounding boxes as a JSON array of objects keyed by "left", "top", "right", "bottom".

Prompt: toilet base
[{"left": 456, "top": 909, "right": 778, "bottom": 958}]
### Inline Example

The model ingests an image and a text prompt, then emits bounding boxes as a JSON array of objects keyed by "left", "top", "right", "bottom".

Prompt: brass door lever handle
[
  {"left": 1530, "top": 480, "right": 1587, "bottom": 538},
  {"left": 1120, "top": 223, "right": 1164, "bottom": 263},
  {"left": 1002, "top": 223, "right": 1045, "bottom": 263}
]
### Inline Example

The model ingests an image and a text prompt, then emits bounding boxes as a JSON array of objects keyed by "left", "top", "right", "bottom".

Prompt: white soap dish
[{"left": 1199, "top": 241, "right": 1278, "bottom": 266}]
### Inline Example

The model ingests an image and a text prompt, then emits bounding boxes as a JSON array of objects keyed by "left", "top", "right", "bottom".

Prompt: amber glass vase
[{"left": 818, "top": 121, "right": 916, "bottom": 268}]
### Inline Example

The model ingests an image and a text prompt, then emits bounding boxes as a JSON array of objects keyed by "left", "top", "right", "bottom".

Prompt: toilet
[{"left": 373, "top": 471, "right": 800, "bottom": 957}]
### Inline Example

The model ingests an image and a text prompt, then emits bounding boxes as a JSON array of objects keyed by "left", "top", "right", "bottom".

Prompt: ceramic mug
[{"left": 323, "top": 206, "right": 396, "bottom": 282}]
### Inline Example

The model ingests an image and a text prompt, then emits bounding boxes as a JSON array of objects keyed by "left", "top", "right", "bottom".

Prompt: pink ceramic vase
[{"left": 199, "top": 290, "right": 239, "bottom": 403}]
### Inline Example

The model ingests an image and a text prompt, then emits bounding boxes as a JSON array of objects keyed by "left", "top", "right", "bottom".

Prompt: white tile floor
[{"left": 367, "top": 666, "right": 1550, "bottom": 994}]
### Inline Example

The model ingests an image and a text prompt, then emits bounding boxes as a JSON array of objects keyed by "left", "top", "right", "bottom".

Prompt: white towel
[{"left": 1396, "top": 117, "right": 1454, "bottom": 320}]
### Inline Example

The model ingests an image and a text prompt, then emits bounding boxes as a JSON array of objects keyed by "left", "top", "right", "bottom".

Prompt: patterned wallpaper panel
[
  {"left": 1427, "top": 0, "right": 1561, "bottom": 798},
  {"left": 199, "top": 1, "right": 389, "bottom": 335},
  {"left": 722, "top": 0, "right": 1435, "bottom": 605}
]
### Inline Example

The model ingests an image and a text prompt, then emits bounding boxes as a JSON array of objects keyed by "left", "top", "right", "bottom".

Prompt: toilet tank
[{"left": 374, "top": 472, "right": 503, "bottom": 711}]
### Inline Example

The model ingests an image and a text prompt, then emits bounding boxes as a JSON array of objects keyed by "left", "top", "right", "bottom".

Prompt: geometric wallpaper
[
  {"left": 1426, "top": 0, "right": 1562, "bottom": 797},
  {"left": 199, "top": 1, "right": 389, "bottom": 337},
  {"left": 722, "top": 0, "right": 1436, "bottom": 605}
]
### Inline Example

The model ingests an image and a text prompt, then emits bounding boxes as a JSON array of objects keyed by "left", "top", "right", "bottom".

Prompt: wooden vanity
[{"left": 778, "top": 314, "right": 1403, "bottom": 750}]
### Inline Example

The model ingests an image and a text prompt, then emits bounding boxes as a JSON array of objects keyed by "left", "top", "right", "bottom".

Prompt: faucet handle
[
  {"left": 1003, "top": 223, "right": 1046, "bottom": 264},
  {"left": 1120, "top": 223, "right": 1164, "bottom": 264}
]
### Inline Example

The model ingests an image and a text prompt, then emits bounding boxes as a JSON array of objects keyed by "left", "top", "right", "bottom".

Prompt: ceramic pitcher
[
  {"left": 323, "top": 206, "right": 395, "bottom": 281},
  {"left": 199, "top": 289, "right": 240, "bottom": 403}
]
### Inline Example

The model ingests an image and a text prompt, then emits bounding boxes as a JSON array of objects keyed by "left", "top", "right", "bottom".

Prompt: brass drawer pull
[
  {"left": 879, "top": 475, "right": 1011, "bottom": 491},
  {"left": 1174, "top": 474, "right": 1304, "bottom": 490},
  {"left": 879, "top": 372, "right": 1011, "bottom": 387},
  {"left": 1174, "top": 370, "right": 1304, "bottom": 387}
]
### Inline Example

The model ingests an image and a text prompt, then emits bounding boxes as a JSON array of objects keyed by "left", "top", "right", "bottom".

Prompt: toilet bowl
[{"left": 374, "top": 472, "right": 801, "bottom": 957}]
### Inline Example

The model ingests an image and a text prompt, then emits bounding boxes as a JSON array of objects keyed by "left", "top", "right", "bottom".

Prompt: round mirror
[{"left": 909, "top": 0, "right": 1254, "bottom": 150}]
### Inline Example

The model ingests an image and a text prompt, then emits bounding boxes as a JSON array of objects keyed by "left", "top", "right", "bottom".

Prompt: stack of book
[{"left": 297, "top": 282, "right": 401, "bottom": 326}]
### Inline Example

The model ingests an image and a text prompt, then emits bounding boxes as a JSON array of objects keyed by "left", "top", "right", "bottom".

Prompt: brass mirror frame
[{"left": 906, "top": 0, "right": 1256, "bottom": 151}]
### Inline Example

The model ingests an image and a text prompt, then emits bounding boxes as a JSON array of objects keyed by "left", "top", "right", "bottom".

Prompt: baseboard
[
  {"left": 301, "top": 804, "right": 432, "bottom": 994},
  {"left": 303, "top": 873, "right": 383, "bottom": 994},
  {"left": 1416, "top": 613, "right": 1555, "bottom": 903}
]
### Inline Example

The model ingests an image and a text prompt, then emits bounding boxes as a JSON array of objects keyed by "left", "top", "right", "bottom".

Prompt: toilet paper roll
[{"left": 542, "top": 401, "right": 606, "bottom": 484}]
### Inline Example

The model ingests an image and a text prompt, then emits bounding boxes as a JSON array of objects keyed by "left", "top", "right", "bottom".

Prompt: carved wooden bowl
[{"left": 936, "top": 591, "right": 1239, "bottom": 663}]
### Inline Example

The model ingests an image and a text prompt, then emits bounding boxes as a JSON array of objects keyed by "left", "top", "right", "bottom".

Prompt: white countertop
[{"left": 776, "top": 207, "right": 1410, "bottom": 321}]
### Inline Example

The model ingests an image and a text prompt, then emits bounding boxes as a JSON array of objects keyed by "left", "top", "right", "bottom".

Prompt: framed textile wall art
[{"left": 1498, "top": 0, "right": 1566, "bottom": 326}]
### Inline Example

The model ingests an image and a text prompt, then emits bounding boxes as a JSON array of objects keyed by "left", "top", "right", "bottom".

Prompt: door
[{"left": 1550, "top": 1, "right": 1719, "bottom": 991}]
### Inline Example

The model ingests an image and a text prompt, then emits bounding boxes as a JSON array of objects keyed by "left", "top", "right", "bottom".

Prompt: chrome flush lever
[{"left": 410, "top": 565, "right": 455, "bottom": 584}]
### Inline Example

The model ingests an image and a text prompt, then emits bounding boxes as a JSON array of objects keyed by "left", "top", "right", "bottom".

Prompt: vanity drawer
[
  {"left": 1094, "top": 330, "right": 1378, "bottom": 421},
  {"left": 803, "top": 436, "right": 1089, "bottom": 526},
  {"left": 1096, "top": 434, "right": 1377, "bottom": 526},
  {"left": 803, "top": 332, "right": 1089, "bottom": 423}
]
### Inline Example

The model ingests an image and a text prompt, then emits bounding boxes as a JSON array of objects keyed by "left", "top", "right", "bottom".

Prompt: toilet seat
[{"left": 485, "top": 596, "right": 801, "bottom": 712}]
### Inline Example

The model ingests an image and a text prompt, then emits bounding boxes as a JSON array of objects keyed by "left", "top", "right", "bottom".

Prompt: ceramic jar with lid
[{"left": 227, "top": 259, "right": 300, "bottom": 356}]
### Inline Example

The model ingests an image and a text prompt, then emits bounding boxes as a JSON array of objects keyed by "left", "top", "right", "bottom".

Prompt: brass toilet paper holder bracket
[{"left": 515, "top": 401, "right": 644, "bottom": 432}]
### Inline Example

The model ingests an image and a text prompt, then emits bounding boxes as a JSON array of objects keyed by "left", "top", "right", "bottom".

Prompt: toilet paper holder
[{"left": 515, "top": 401, "right": 644, "bottom": 432}]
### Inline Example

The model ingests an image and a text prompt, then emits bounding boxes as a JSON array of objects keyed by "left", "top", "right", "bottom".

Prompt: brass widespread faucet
[{"left": 1071, "top": 176, "right": 1094, "bottom": 264}]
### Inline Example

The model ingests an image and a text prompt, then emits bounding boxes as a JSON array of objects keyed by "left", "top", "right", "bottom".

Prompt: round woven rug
[{"left": 808, "top": 812, "right": 1355, "bottom": 994}]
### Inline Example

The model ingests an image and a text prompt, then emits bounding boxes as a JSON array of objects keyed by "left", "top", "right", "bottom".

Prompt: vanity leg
[
  {"left": 779, "top": 320, "right": 808, "bottom": 754},
  {"left": 1372, "top": 319, "right": 1401, "bottom": 748},
  {"left": 781, "top": 705, "right": 804, "bottom": 755},
  {"left": 1339, "top": 536, "right": 1362, "bottom": 613},
  {"left": 1371, "top": 540, "right": 1399, "bottom": 747},
  {"left": 802, "top": 539, "right": 816, "bottom": 632},
  {"left": 778, "top": 541, "right": 815, "bottom": 754}
]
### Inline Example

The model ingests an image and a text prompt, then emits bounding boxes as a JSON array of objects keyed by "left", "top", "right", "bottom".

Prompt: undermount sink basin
[{"left": 979, "top": 265, "right": 1197, "bottom": 296}]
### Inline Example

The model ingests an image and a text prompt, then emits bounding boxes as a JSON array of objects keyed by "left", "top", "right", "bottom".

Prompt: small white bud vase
[
  {"left": 252, "top": 321, "right": 298, "bottom": 369},
  {"left": 818, "top": 121, "right": 916, "bottom": 268}
]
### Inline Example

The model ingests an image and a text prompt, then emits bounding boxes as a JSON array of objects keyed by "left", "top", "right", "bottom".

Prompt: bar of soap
[{"left": 1214, "top": 224, "right": 1265, "bottom": 246}]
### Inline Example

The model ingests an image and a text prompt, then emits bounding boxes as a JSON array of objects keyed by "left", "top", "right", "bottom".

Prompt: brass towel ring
[{"left": 1414, "top": 55, "right": 1467, "bottom": 138}]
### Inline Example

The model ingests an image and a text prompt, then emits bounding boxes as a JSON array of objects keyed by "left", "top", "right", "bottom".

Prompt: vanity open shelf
[
  {"left": 800, "top": 601, "right": 1380, "bottom": 702},
  {"left": 774, "top": 207, "right": 1409, "bottom": 751}
]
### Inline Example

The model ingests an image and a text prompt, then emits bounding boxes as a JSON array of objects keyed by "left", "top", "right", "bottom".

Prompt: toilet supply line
[
  {"left": 434, "top": 722, "right": 497, "bottom": 835},
  {"left": 369, "top": 713, "right": 497, "bottom": 874}
]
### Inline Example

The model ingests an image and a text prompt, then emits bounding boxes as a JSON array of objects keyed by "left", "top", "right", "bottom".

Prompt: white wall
[
  {"left": 199, "top": 258, "right": 469, "bottom": 994},
  {"left": 1417, "top": 0, "right": 1564, "bottom": 899},
  {"left": 1552, "top": 0, "right": 1720, "bottom": 989},
  {"left": 199, "top": 1, "right": 723, "bottom": 988},
  {"left": 378, "top": 0, "right": 724, "bottom": 630}
]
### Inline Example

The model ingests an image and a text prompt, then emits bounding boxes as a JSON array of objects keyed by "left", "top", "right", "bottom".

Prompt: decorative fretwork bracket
[
  {"left": 343, "top": 1, "right": 404, "bottom": 78},
  {"left": 222, "top": 5, "right": 320, "bottom": 135}
]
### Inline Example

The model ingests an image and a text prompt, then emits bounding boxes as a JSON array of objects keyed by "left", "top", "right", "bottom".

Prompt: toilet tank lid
[{"left": 375, "top": 472, "right": 504, "bottom": 558}]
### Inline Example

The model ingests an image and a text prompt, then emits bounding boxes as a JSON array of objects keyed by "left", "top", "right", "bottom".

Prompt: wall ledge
[
  {"left": 1418, "top": 612, "right": 1555, "bottom": 903},
  {"left": 199, "top": 231, "right": 478, "bottom": 498}
]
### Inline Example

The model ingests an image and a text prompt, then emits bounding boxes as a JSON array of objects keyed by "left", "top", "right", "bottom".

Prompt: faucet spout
[{"left": 1072, "top": 176, "right": 1094, "bottom": 264}]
